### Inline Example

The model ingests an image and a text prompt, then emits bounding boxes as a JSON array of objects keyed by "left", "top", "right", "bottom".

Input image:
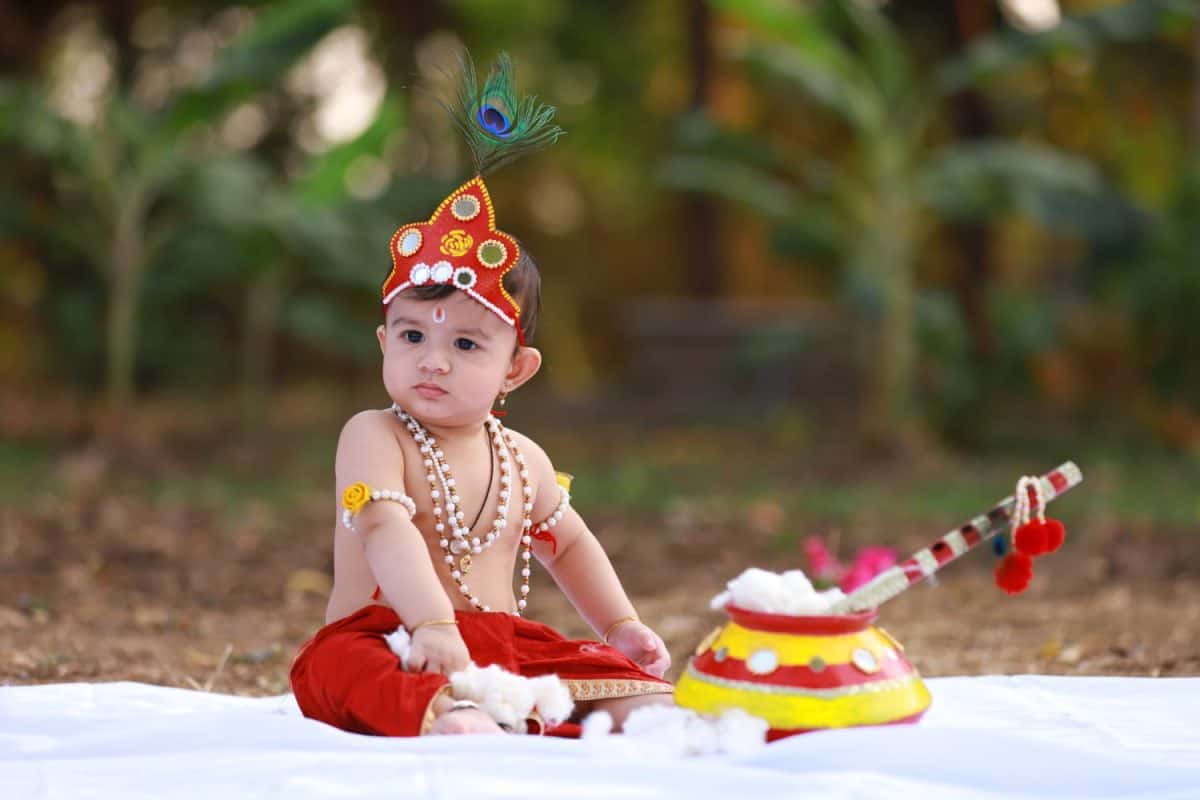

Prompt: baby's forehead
[{"left": 386, "top": 292, "right": 512, "bottom": 336}]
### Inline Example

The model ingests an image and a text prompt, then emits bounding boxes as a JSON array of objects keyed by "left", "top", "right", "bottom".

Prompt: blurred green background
[{"left": 2, "top": 0, "right": 1198, "bottom": 530}]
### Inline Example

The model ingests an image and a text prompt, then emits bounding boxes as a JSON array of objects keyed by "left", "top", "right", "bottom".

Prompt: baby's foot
[{"left": 429, "top": 706, "right": 504, "bottom": 735}]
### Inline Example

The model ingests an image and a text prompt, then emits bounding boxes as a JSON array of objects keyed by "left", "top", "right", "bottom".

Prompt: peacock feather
[{"left": 442, "top": 51, "right": 564, "bottom": 176}]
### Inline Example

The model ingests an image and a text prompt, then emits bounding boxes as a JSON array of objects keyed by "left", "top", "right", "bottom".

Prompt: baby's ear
[
  {"left": 376, "top": 324, "right": 387, "bottom": 353},
  {"left": 505, "top": 346, "right": 542, "bottom": 391}
]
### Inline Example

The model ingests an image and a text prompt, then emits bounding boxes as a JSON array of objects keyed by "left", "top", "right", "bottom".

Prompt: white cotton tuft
[
  {"left": 711, "top": 567, "right": 843, "bottom": 616},
  {"left": 450, "top": 664, "right": 528, "bottom": 730},
  {"left": 448, "top": 663, "right": 571, "bottom": 732},
  {"left": 819, "top": 587, "right": 847, "bottom": 607},
  {"left": 725, "top": 568, "right": 789, "bottom": 613},
  {"left": 622, "top": 705, "right": 693, "bottom": 754},
  {"left": 619, "top": 705, "right": 766, "bottom": 757},
  {"left": 384, "top": 626, "right": 412, "bottom": 669},
  {"left": 714, "top": 708, "right": 770, "bottom": 756},
  {"left": 709, "top": 590, "right": 731, "bottom": 610},
  {"left": 682, "top": 711, "right": 721, "bottom": 756},
  {"left": 780, "top": 570, "right": 816, "bottom": 613},
  {"left": 780, "top": 569, "right": 814, "bottom": 594},
  {"left": 527, "top": 674, "right": 574, "bottom": 724},
  {"left": 580, "top": 710, "right": 614, "bottom": 739}
]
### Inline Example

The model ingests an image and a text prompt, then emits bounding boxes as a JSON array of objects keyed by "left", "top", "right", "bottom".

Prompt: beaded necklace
[{"left": 392, "top": 406, "right": 536, "bottom": 614}]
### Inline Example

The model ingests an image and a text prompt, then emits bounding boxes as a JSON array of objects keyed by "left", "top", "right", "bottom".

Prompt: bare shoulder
[
  {"left": 335, "top": 409, "right": 407, "bottom": 480},
  {"left": 503, "top": 427, "right": 561, "bottom": 518},
  {"left": 502, "top": 427, "right": 554, "bottom": 475},
  {"left": 338, "top": 408, "right": 399, "bottom": 437}
]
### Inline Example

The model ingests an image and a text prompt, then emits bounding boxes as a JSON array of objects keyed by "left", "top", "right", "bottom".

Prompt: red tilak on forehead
[
  {"left": 432, "top": 306, "right": 447, "bottom": 324},
  {"left": 381, "top": 176, "right": 524, "bottom": 344}
]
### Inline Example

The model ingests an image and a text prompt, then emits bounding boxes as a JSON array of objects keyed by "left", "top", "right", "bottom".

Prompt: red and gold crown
[{"left": 381, "top": 176, "right": 525, "bottom": 340}]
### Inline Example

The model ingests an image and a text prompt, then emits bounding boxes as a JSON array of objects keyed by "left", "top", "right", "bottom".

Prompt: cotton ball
[
  {"left": 528, "top": 674, "right": 573, "bottom": 724},
  {"left": 780, "top": 570, "right": 814, "bottom": 595},
  {"left": 709, "top": 589, "right": 732, "bottom": 610},
  {"left": 788, "top": 593, "right": 832, "bottom": 616},
  {"left": 624, "top": 706, "right": 721, "bottom": 756},
  {"left": 715, "top": 709, "right": 768, "bottom": 756},
  {"left": 725, "top": 568, "right": 787, "bottom": 613},
  {"left": 451, "top": 665, "right": 524, "bottom": 730},
  {"left": 682, "top": 711, "right": 721, "bottom": 756},
  {"left": 448, "top": 669, "right": 477, "bottom": 703},
  {"left": 383, "top": 627, "right": 412, "bottom": 669},
  {"left": 477, "top": 665, "right": 531, "bottom": 729},
  {"left": 622, "top": 705, "right": 721, "bottom": 757},
  {"left": 819, "top": 587, "right": 846, "bottom": 607},
  {"left": 580, "top": 710, "right": 614, "bottom": 739},
  {"left": 615, "top": 705, "right": 770, "bottom": 757},
  {"left": 780, "top": 570, "right": 825, "bottom": 615},
  {"left": 623, "top": 704, "right": 690, "bottom": 744}
]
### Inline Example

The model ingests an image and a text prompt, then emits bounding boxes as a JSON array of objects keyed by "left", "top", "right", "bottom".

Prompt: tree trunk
[
  {"left": 950, "top": 0, "right": 997, "bottom": 362},
  {"left": 681, "top": 0, "right": 721, "bottom": 297},
  {"left": 239, "top": 264, "right": 286, "bottom": 424},
  {"left": 1193, "top": 19, "right": 1200, "bottom": 150},
  {"left": 0, "top": 3, "right": 58, "bottom": 75},
  {"left": 102, "top": 203, "right": 144, "bottom": 434},
  {"left": 859, "top": 189, "right": 917, "bottom": 451}
]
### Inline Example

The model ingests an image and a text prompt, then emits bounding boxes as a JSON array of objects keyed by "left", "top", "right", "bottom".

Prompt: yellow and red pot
[{"left": 674, "top": 604, "right": 930, "bottom": 740}]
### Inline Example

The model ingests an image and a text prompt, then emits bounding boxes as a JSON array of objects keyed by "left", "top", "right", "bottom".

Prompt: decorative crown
[
  {"left": 381, "top": 52, "right": 563, "bottom": 344},
  {"left": 381, "top": 176, "right": 522, "bottom": 331}
]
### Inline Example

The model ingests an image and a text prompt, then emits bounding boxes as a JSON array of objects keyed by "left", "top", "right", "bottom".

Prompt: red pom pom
[
  {"left": 1042, "top": 518, "right": 1065, "bottom": 553},
  {"left": 994, "top": 553, "right": 1034, "bottom": 595},
  {"left": 1014, "top": 520, "right": 1049, "bottom": 557}
]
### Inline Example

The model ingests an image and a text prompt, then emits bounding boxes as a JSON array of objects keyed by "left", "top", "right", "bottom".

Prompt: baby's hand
[
  {"left": 607, "top": 620, "right": 671, "bottom": 678},
  {"left": 407, "top": 625, "right": 471, "bottom": 675}
]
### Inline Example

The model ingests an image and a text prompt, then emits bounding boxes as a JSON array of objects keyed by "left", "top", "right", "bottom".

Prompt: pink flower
[
  {"left": 839, "top": 545, "right": 898, "bottom": 592},
  {"left": 803, "top": 536, "right": 844, "bottom": 585}
]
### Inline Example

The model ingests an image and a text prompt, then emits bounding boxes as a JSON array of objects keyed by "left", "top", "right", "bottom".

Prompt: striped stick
[{"left": 828, "top": 462, "right": 1083, "bottom": 613}]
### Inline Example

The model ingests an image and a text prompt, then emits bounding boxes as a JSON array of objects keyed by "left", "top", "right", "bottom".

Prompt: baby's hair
[{"left": 404, "top": 242, "right": 542, "bottom": 345}]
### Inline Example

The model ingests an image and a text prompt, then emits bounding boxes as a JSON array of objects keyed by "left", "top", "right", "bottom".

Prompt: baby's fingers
[
  {"left": 640, "top": 650, "right": 669, "bottom": 677},
  {"left": 641, "top": 637, "right": 670, "bottom": 677}
]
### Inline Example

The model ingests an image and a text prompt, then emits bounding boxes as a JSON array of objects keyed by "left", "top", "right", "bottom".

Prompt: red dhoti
[{"left": 290, "top": 604, "right": 673, "bottom": 737}]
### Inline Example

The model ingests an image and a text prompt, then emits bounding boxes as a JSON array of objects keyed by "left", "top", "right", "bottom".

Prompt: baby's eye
[
  {"left": 402, "top": 330, "right": 424, "bottom": 343},
  {"left": 454, "top": 338, "right": 478, "bottom": 351}
]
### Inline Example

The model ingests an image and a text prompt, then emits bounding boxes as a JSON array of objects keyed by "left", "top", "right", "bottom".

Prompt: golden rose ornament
[
  {"left": 342, "top": 482, "right": 371, "bottom": 514},
  {"left": 440, "top": 229, "right": 474, "bottom": 257}
]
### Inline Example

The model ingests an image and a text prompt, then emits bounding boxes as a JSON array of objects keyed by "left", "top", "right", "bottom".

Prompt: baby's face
[{"left": 378, "top": 291, "right": 519, "bottom": 428}]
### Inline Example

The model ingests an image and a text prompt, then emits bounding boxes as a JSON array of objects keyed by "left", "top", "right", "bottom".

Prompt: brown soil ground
[{"left": 5, "top": 498, "right": 1199, "bottom": 695}]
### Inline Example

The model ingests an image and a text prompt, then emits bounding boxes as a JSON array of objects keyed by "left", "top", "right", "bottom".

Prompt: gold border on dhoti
[{"left": 561, "top": 678, "right": 675, "bottom": 702}]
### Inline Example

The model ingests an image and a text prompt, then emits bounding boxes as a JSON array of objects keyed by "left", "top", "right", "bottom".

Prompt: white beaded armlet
[
  {"left": 533, "top": 486, "right": 570, "bottom": 532},
  {"left": 341, "top": 481, "right": 416, "bottom": 531},
  {"left": 527, "top": 486, "right": 571, "bottom": 557}
]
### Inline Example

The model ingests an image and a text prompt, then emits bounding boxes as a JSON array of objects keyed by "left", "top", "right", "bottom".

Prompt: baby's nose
[{"left": 419, "top": 350, "right": 450, "bottom": 373}]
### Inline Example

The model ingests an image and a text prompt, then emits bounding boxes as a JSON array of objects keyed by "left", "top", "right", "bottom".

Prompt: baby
[{"left": 289, "top": 171, "right": 674, "bottom": 736}]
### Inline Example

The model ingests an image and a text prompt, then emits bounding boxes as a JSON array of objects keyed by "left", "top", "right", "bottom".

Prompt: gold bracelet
[
  {"left": 409, "top": 618, "right": 458, "bottom": 634},
  {"left": 602, "top": 615, "right": 639, "bottom": 644}
]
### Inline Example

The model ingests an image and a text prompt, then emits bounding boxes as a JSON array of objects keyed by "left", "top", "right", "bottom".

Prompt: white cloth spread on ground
[{"left": 3, "top": 676, "right": 1198, "bottom": 799}]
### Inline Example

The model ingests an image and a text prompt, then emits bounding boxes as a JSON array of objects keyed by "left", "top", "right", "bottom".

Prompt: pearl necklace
[{"left": 392, "top": 406, "right": 536, "bottom": 614}]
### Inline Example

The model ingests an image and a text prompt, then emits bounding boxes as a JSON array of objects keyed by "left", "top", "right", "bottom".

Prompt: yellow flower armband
[{"left": 341, "top": 482, "right": 416, "bottom": 531}]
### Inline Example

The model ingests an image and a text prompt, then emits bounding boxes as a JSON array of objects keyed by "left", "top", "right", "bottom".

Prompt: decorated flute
[{"left": 828, "top": 461, "right": 1083, "bottom": 613}]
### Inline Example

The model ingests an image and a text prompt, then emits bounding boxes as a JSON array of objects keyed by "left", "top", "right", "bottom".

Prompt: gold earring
[{"left": 498, "top": 390, "right": 508, "bottom": 407}]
